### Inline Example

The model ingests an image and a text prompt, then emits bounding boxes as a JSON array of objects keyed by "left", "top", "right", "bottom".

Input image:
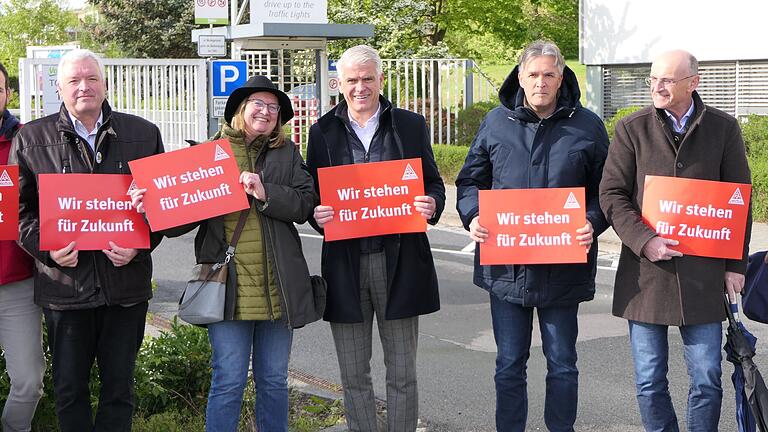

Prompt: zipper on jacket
[
  {"left": 258, "top": 213, "right": 275, "bottom": 321},
  {"left": 75, "top": 138, "right": 93, "bottom": 172},
  {"left": 247, "top": 141, "right": 275, "bottom": 320}
]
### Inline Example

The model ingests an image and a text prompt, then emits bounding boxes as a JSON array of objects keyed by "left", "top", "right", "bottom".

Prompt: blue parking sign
[{"left": 211, "top": 60, "right": 248, "bottom": 97}]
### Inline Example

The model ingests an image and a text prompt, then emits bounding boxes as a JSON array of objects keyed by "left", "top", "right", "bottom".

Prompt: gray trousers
[
  {"left": 0, "top": 278, "right": 45, "bottom": 432},
  {"left": 330, "top": 251, "right": 419, "bottom": 432}
]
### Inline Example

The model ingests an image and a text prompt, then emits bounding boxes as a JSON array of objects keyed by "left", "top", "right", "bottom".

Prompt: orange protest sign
[
  {"left": 641, "top": 175, "right": 751, "bottom": 259},
  {"left": 318, "top": 158, "right": 426, "bottom": 241},
  {"left": 0, "top": 165, "right": 19, "bottom": 241},
  {"left": 479, "top": 188, "right": 587, "bottom": 265},
  {"left": 38, "top": 174, "right": 149, "bottom": 251},
  {"left": 128, "top": 139, "right": 250, "bottom": 231}
]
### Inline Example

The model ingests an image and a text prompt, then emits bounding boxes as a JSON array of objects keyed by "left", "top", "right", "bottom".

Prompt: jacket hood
[
  {"left": 0, "top": 109, "right": 20, "bottom": 139},
  {"left": 498, "top": 64, "right": 581, "bottom": 116}
]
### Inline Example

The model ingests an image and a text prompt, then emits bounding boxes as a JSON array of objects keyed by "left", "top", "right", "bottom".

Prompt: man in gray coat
[{"left": 600, "top": 50, "right": 752, "bottom": 431}]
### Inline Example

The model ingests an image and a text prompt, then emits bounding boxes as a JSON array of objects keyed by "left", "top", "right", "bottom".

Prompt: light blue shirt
[
  {"left": 349, "top": 104, "right": 381, "bottom": 152},
  {"left": 664, "top": 100, "right": 695, "bottom": 134},
  {"left": 68, "top": 112, "right": 104, "bottom": 151}
]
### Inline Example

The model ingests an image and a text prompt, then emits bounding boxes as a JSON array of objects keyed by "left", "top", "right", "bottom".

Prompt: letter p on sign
[{"left": 211, "top": 60, "right": 248, "bottom": 97}]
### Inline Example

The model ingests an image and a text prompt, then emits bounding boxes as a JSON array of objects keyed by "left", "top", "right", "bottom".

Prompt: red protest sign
[
  {"left": 641, "top": 175, "right": 751, "bottom": 259},
  {"left": 0, "top": 165, "right": 19, "bottom": 241},
  {"left": 479, "top": 188, "right": 587, "bottom": 265},
  {"left": 318, "top": 158, "right": 426, "bottom": 241},
  {"left": 128, "top": 139, "right": 250, "bottom": 231},
  {"left": 38, "top": 174, "right": 149, "bottom": 251}
]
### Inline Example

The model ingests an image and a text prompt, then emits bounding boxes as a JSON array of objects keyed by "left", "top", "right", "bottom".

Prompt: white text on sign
[
  {"left": 496, "top": 211, "right": 571, "bottom": 225},
  {"left": 149, "top": 165, "right": 233, "bottom": 211},
  {"left": 337, "top": 184, "right": 410, "bottom": 201},
  {"left": 656, "top": 200, "right": 733, "bottom": 240}
]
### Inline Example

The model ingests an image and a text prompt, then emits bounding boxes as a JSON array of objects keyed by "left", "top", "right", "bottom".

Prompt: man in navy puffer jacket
[{"left": 456, "top": 40, "right": 609, "bottom": 432}]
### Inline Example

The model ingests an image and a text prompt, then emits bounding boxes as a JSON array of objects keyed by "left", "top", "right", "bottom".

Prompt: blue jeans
[
  {"left": 205, "top": 320, "right": 293, "bottom": 432},
  {"left": 628, "top": 320, "right": 723, "bottom": 432},
  {"left": 490, "top": 294, "right": 579, "bottom": 432}
]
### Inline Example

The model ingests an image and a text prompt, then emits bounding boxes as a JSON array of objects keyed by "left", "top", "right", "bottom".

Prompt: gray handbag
[{"left": 178, "top": 208, "right": 249, "bottom": 325}]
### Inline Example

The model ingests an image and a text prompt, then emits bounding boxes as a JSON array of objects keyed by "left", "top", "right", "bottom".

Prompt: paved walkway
[{"left": 144, "top": 183, "right": 768, "bottom": 431}]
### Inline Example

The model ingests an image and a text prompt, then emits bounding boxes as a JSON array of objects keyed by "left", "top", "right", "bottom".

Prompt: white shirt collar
[
  {"left": 664, "top": 100, "right": 695, "bottom": 133},
  {"left": 348, "top": 103, "right": 382, "bottom": 129},
  {"left": 349, "top": 104, "right": 382, "bottom": 152},
  {"left": 68, "top": 111, "right": 104, "bottom": 150}
]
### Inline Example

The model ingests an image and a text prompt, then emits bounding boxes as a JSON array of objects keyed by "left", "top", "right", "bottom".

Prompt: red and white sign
[
  {"left": 479, "top": 188, "right": 587, "bottom": 265},
  {"left": 128, "top": 139, "right": 250, "bottom": 231},
  {"left": 642, "top": 175, "right": 751, "bottom": 259},
  {"left": 318, "top": 158, "right": 426, "bottom": 241},
  {"left": 39, "top": 174, "right": 149, "bottom": 251},
  {"left": 0, "top": 165, "right": 19, "bottom": 241}
]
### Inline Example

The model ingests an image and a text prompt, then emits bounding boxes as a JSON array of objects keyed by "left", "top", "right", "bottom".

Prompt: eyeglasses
[
  {"left": 247, "top": 98, "right": 281, "bottom": 114},
  {"left": 644, "top": 75, "right": 696, "bottom": 88}
]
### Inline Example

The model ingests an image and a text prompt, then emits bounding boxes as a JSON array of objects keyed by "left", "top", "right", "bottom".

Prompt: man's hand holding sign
[{"left": 315, "top": 158, "right": 432, "bottom": 240}]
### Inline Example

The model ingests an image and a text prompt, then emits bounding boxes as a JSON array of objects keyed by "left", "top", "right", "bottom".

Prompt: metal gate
[{"left": 18, "top": 58, "right": 208, "bottom": 152}]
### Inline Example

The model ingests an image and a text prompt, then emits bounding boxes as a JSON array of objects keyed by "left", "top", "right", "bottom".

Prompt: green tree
[
  {"left": 328, "top": 0, "right": 452, "bottom": 59},
  {"left": 520, "top": 0, "right": 578, "bottom": 58},
  {"left": 328, "top": 0, "right": 577, "bottom": 61},
  {"left": 0, "top": 0, "right": 78, "bottom": 79},
  {"left": 87, "top": 0, "right": 202, "bottom": 58}
]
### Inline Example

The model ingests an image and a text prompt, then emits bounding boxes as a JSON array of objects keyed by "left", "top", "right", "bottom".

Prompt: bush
[
  {"left": 133, "top": 318, "right": 212, "bottom": 417},
  {"left": 742, "top": 115, "right": 768, "bottom": 221},
  {"left": 605, "top": 106, "right": 644, "bottom": 140},
  {"left": 455, "top": 101, "right": 498, "bottom": 146},
  {"left": 433, "top": 144, "right": 469, "bottom": 184}
]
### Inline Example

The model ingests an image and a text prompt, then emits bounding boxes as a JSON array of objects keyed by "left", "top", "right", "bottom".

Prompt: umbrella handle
[{"left": 724, "top": 293, "right": 741, "bottom": 326}]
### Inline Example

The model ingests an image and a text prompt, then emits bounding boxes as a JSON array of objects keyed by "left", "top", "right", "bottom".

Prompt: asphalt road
[{"left": 150, "top": 224, "right": 766, "bottom": 431}]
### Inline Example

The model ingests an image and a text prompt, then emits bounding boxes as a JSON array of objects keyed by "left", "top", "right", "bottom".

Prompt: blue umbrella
[{"left": 725, "top": 296, "right": 768, "bottom": 432}]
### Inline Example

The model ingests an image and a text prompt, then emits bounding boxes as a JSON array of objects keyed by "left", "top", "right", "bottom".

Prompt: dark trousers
[{"left": 44, "top": 302, "right": 148, "bottom": 432}]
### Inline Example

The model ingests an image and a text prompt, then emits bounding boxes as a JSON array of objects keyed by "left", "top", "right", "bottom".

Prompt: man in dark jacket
[
  {"left": 600, "top": 50, "right": 751, "bottom": 431},
  {"left": 0, "top": 62, "right": 45, "bottom": 431},
  {"left": 9, "top": 49, "right": 163, "bottom": 431},
  {"left": 456, "top": 40, "right": 609, "bottom": 432},
  {"left": 306, "top": 44, "right": 445, "bottom": 432}
]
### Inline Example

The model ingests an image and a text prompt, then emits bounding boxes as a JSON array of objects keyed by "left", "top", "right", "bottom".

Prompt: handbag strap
[{"left": 223, "top": 200, "right": 252, "bottom": 262}]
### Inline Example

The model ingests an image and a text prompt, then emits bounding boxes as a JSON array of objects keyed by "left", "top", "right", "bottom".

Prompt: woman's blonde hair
[{"left": 230, "top": 97, "right": 286, "bottom": 148}]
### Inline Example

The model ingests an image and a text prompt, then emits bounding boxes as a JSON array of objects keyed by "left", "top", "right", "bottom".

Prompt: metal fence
[
  {"left": 237, "top": 53, "right": 498, "bottom": 148},
  {"left": 382, "top": 59, "right": 497, "bottom": 145},
  {"left": 18, "top": 56, "right": 497, "bottom": 150},
  {"left": 18, "top": 58, "right": 208, "bottom": 152}
]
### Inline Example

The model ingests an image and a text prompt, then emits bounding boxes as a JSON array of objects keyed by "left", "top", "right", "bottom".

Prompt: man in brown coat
[{"left": 600, "top": 50, "right": 752, "bottom": 431}]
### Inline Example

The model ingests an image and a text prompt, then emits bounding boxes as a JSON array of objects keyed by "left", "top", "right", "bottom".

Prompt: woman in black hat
[
  {"left": 203, "top": 76, "right": 319, "bottom": 431},
  {"left": 135, "top": 76, "right": 320, "bottom": 431}
]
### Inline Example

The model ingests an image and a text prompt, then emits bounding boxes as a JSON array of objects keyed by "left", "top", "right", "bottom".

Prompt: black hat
[{"left": 224, "top": 75, "right": 295, "bottom": 125}]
